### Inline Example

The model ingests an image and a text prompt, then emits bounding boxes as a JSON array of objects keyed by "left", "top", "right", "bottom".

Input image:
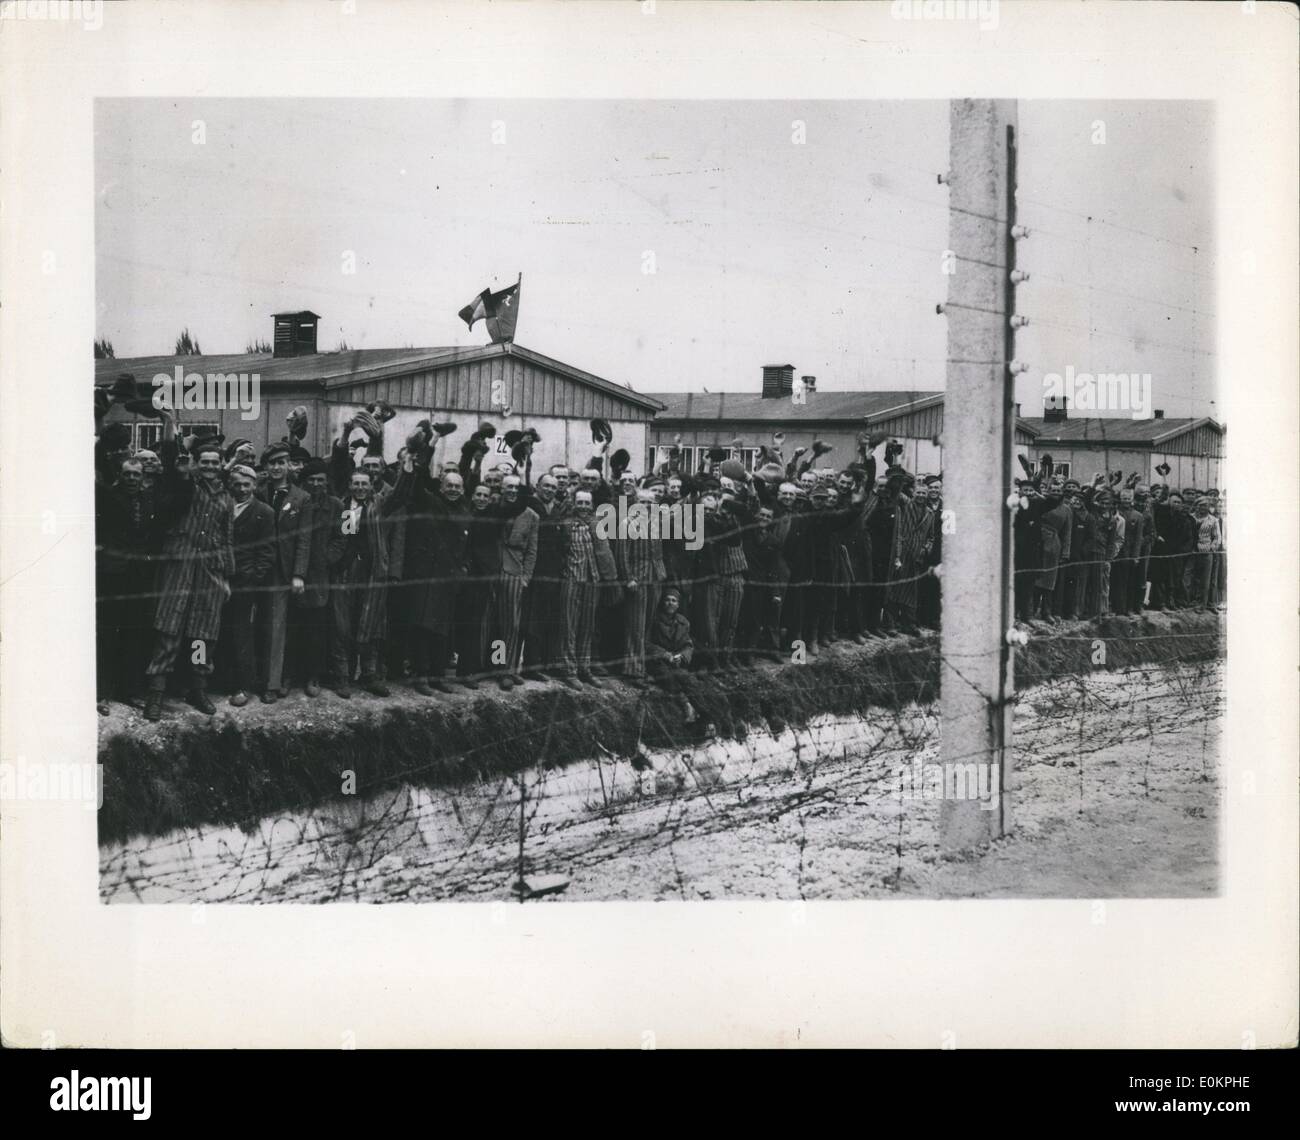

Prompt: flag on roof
[{"left": 458, "top": 276, "right": 521, "bottom": 344}]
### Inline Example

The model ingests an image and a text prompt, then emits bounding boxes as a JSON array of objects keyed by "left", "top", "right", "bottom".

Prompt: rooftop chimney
[
  {"left": 273, "top": 310, "right": 320, "bottom": 357},
  {"left": 761, "top": 363, "right": 795, "bottom": 399},
  {"left": 1043, "top": 394, "right": 1068, "bottom": 423},
  {"left": 800, "top": 374, "right": 817, "bottom": 394}
]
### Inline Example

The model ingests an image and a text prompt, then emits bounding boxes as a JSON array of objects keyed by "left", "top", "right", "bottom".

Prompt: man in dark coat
[
  {"left": 1113, "top": 487, "right": 1144, "bottom": 616},
  {"left": 223, "top": 464, "right": 275, "bottom": 706},
  {"left": 291, "top": 458, "right": 341, "bottom": 696},
  {"left": 390, "top": 453, "right": 474, "bottom": 695},
  {"left": 95, "top": 456, "right": 162, "bottom": 709},
  {"left": 326, "top": 466, "right": 394, "bottom": 697},
  {"left": 256, "top": 443, "right": 311, "bottom": 702},
  {"left": 1056, "top": 486, "right": 1095, "bottom": 620},
  {"left": 522, "top": 472, "right": 567, "bottom": 681},
  {"left": 1032, "top": 476, "right": 1072, "bottom": 620},
  {"left": 915, "top": 478, "right": 941, "bottom": 632},
  {"left": 648, "top": 586, "right": 695, "bottom": 698},
  {"left": 741, "top": 504, "right": 789, "bottom": 662},
  {"left": 696, "top": 493, "right": 748, "bottom": 670},
  {"left": 660, "top": 475, "right": 697, "bottom": 610},
  {"left": 1013, "top": 480, "right": 1045, "bottom": 623},
  {"left": 881, "top": 472, "right": 931, "bottom": 635},
  {"left": 1164, "top": 493, "right": 1190, "bottom": 608},
  {"left": 612, "top": 486, "right": 665, "bottom": 685},
  {"left": 803, "top": 487, "right": 840, "bottom": 650},
  {"left": 778, "top": 482, "right": 812, "bottom": 650}
]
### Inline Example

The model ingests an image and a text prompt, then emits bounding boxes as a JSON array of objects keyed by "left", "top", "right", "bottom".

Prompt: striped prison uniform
[
  {"left": 559, "top": 515, "right": 601, "bottom": 676},
  {"left": 148, "top": 476, "right": 236, "bottom": 677},
  {"left": 495, "top": 573, "right": 527, "bottom": 674},
  {"left": 615, "top": 520, "right": 664, "bottom": 677},
  {"left": 707, "top": 540, "right": 747, "bottom": 664}
]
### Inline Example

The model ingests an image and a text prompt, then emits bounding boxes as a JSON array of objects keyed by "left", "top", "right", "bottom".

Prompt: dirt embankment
[{"left": 98, "top": 611, "right": 1223, "bottom": 846}]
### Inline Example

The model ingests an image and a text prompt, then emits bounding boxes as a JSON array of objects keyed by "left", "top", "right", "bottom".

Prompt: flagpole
[{"left": 512, "top": 272, "right": 521, "bottom": 345}]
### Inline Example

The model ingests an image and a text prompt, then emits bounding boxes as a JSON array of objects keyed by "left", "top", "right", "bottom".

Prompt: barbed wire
[{"left": 99, "top": 625, "right": 1223, "bottom": 903}]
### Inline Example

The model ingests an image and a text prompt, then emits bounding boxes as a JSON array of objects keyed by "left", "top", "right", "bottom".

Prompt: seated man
[
  {"left": 648, "top": 587, "right": 697, "bottom": 721},
  {"left": 648, "top": 587, "right": 694, "bottom": 686}
]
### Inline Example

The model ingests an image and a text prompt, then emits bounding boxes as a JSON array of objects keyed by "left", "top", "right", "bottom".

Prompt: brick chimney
[
  {"left": 761, "top": 363, "right": 794, "bottom": 399},
  {"left": 1044, "top": 394, "right": 1068, "bottom": 423},
  {"left": 272, "top": 310, "right": 320, "bottom": 357}
]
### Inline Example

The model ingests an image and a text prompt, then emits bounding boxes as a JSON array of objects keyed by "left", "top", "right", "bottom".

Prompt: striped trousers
[
  {"left": 147, "top": 630, "right": 214, "bottom": 678},
  {"left": 706, "top": 572, "right": 745, "bottom": 659},
  {"left": 621, "top": 585, "right": 653, "bottom": 676},
  {"left": 559, "top": 579, "right": 598, "bottom": 675},
  {"left": 495, "top": 574, "right": 527, "bottom": 674}
]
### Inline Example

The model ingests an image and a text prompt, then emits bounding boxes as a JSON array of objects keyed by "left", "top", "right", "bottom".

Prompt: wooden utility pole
[{"left": 937, "top": 99, "right": 1019, "bottom": 850}]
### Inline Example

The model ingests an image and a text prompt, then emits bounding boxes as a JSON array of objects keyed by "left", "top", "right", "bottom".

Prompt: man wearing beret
[{"left": 256, "top": 442, "right": 312, "bottom": 702}]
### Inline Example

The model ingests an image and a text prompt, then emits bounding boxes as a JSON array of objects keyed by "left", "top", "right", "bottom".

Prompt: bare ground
[{"left": 100, "top": 659, "right": 1221, "bottom": 902}]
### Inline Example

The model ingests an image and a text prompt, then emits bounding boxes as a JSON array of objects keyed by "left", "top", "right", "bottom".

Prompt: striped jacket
[
  {"left": 562, "top": 515, "right": 601, "bottom": 582},
  {"left": 561, "top": 514, "right": 617, "bottom": 588},
  {"left": 153, "top": 472, "right": 236, "bottom": 640},
  {"left": 614, "top": 529, "right": 664, "bottom": 585}
]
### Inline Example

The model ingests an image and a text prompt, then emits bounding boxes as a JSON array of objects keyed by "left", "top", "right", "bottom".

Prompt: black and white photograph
[
  {"left": 91, "top": 94, "right": 1225, "bottom": 904},
  {"left": 1, "top": 0, "right": 1294, "bottom": 1068}
]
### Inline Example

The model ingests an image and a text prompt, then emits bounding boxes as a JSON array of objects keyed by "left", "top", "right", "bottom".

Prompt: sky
[{"left": 95, "top": 98, "right": 1216, "bottom": 418}]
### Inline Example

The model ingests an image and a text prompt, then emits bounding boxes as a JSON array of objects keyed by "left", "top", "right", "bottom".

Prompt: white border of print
[{"left": 1, "top": 0, "right": 1295, "bottom": 1049}]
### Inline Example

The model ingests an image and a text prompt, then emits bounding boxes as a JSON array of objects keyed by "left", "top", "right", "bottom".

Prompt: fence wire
[{"left": 99, "top": 631, "right": 1223, "bottom": 903}]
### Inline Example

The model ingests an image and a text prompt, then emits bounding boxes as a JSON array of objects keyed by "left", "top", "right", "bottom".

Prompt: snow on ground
[{"left": 100, "top": 659, "right": 1221, "bottom": 902}]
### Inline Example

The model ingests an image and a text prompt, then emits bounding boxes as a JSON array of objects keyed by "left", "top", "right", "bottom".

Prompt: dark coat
[
  {"left": 295, "top": 492, "right": 343, "bottom": 608},
  {"left": 649, "top": 610, "right": 694, "bottom": 665},
  {"left": 529, "top": 496, "right": 568, "bottom": 590},
  {"left": 327, "top": 496, "right": 393, "bottom": 643},
  {"left": 390, "top": 468, "right": 472, "bottom": 634},
  {"left": 96, "top": 484, "right": 163, "bottom": 579},
  {"left": 230, "top": 498, "right": 275, "bottom": 589},
  {"left": 1120, "top": 507, "right": 1145, "bottom": 560},
  {"left": 743, "top": 518, "right": 790, "bottom": 588},
  {"left": 257, "top": 482, "right": 312, "bottom": 582},
  {"left": 1035, "top": 500, "right": 1073, "bottom": 590},
  {"left": 783, "top": 507, "right": 814, "bottom": 584},
  {"left": 1067, "top": 506, "right": 1096, "bottom": 566}
]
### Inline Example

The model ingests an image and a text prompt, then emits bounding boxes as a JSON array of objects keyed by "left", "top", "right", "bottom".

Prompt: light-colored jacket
[{"left": 501, "top": 505, "right": 539, "bottom": 582}]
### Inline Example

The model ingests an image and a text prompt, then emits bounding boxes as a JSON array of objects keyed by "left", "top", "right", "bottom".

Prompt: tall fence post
[{"left": 937, "top": 98, "right": 1018, "bottom": 850}]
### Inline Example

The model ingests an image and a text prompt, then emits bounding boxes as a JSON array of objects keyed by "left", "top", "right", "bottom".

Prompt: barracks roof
[
  {"left": 647, "top": 390, "right": 944, "bottom": 423},
  {"left": 95, "top": 342, "right": 662, "bottom": 413},
  {"left": 1018, "top": 416, "right": 1225, "bottom": 446}
]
